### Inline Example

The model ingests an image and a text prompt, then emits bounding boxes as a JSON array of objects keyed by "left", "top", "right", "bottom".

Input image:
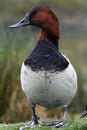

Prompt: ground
[{"left": 0, "top": 117, "right": 87, "bottom": 130}]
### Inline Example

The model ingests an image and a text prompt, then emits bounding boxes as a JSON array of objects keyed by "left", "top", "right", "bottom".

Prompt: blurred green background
[{"left": 0, "top": 0, "right": 87, "bottom": 123}]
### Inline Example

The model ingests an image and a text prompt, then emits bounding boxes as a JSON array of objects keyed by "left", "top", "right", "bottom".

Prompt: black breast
[{"left": 24, "top": 40, "right": 69, "bottom": 72}]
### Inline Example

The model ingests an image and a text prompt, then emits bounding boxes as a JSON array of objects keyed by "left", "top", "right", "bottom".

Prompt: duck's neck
[{"left": 38, "top": 31, "right": 59, "bottom": 49}]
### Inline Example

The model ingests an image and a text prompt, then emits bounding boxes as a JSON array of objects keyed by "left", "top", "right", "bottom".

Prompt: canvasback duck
[
  {"left": 80, "top": 106, "right": 87, "bottom": 118},
  {"left": 10, "top": 5, "right": 77, "bottom": 129}
]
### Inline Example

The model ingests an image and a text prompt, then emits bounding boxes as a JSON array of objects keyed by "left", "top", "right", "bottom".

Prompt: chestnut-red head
[{"left": 10, "top": 5, "right": 60, "bottom": 43}]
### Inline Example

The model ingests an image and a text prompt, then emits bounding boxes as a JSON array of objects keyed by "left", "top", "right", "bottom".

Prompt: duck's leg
[
  {"left": 39, "top": 105, "right": 67, "bottom": 128},
  {"left": 30, "top": 104, "right": 40, "bottom": 126},
  {"left": 19, "top": 104, "right": 40, "bottom": 130},
  {"left": 80, "top": 110, "right": 87, "bottom": 118},
  {"left": 19, "top": 104, "right": 68, "bottom": 129},
  {"left": 54, "top": 105, "right": 67, "bottom": 128}
]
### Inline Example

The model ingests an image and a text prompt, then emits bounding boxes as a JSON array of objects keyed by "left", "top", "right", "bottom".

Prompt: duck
[
  {"left": 10, "top": 5, "right": 77, "bottom": 129},
  {"left": 80, "top": 106, "right": 87, "bottom": 118}
]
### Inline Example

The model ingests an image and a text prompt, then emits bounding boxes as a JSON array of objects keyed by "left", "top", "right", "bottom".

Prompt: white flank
[{"left": 20, "top": 56, "right": 77, "bottom": 108}]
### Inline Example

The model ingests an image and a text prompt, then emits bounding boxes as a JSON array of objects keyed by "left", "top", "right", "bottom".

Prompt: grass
[{"left": 0, "top": 118, "right": 87, "bottom": 130}]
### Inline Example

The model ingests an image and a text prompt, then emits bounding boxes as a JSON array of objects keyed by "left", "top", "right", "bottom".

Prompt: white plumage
[{"left": 21, "top": 55, "right": 77, "bottom": 108}]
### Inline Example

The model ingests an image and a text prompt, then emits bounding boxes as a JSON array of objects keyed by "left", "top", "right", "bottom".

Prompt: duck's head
[{"left": 10, "top": 5, "right": 60, "bottom": 43}]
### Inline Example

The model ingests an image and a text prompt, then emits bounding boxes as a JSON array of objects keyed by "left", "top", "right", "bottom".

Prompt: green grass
[{"left": 0, "top": 118, "right": 87, "bottom": 130}]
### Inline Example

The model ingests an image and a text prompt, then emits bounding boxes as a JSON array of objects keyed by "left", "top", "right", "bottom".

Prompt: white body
[{"left": 20, "top": 56, "right": 77, "bottom": 108}]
